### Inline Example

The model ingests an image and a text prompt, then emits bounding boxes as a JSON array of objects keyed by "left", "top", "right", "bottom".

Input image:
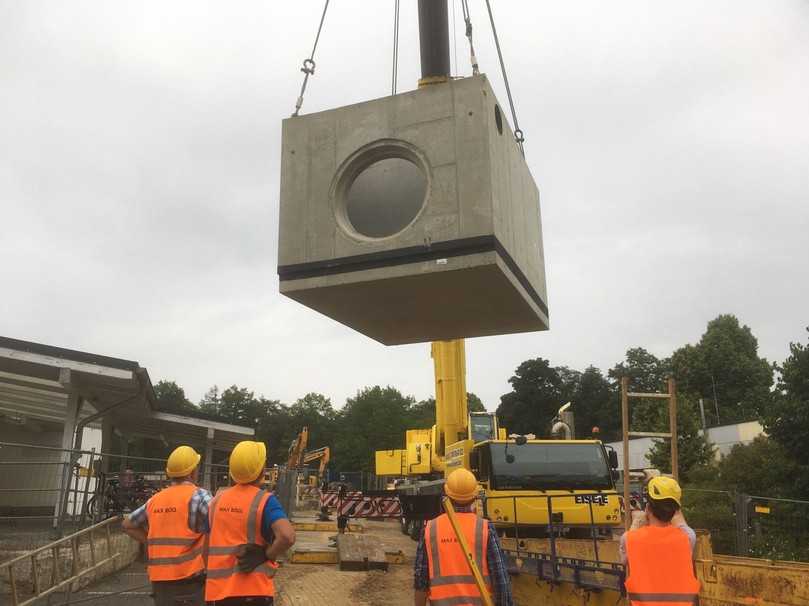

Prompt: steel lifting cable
[
  {"left": 483, "top": 0, "right": 524, "bottom": 152},
  {"left": 392, "top": 0, "right": 400, "bottom": 95},
  {"left": 460, "top": 0, "right": 480, "bottom": 76},
  {"left": 292, "top": 0, "right": 331, "bottom": 117}
]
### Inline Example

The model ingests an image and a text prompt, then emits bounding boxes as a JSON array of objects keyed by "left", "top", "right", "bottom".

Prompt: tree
[
  {"left": 574, "top": 366, "right": 619, "bottom": 440},
  {"left": 715, "top": 436, "right": 798, "bottom": 498},
  {"left": 609, "top": 348, "right": 671, "bottom": 432},
  {"left": 153, "top": 380, "right": 196, "bottom": 412},
  {"left": 609, "top": 347, "right": 671, "bottom": 393},
  {"left": 333, "top": 386, "right": 416, "bottom": 472},
  {"left": 646, "top": 394, "right": 715, "bottom": 482},
  {"left": 467, "top": 392, "right": 486, "bottom": 413},
  {"left": 761, "top": 327, "right": 809, "bottom": 498},
  {"left": 497, "top": 358, "right": 563, "bottom": 436},
  {"left": 410, "top": 392, "right": 487, "bottom": 430},
  {"left": 199, "top": 384, "right": 290, "bottom": 464},
  {"left": 671, "top": 315, "right": 773, "bottom": 425},
  {"left": 287, "top": 392, "right": 336, "bottom": 457}
]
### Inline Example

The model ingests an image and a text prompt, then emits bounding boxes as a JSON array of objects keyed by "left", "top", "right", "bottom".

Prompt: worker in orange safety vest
[
  {"left": 205, "top": 440, "right": 296, "bottom": 606},
  {"left": 623, "top": 476, "right": 701, "bottom": 605},
  {"left": 122, "top": 445, "right": 210, "bottom": 606},
  {"left": 414, "top": 468, "right": 514, "bottom": 606}
]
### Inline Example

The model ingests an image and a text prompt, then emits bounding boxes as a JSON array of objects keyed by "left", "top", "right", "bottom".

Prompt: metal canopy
[{"left": 0, "top": 336, "right": 253, "bottom": 452}]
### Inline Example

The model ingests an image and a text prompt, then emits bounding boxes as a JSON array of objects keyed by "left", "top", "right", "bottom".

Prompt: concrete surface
[{"left": 278, "top": 75, "right": 548, "bottom": 344}]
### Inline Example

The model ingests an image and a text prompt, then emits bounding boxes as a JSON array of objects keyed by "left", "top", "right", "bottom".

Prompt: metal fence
[
  {"left": 741, "top": 494, "right": 809, "bottom": 561},
  {"left": 0, "top": 441, "right": 228, "bottom": 537},
  {"left": 683, "top": 488, "right": 809, "bottom": 561}
]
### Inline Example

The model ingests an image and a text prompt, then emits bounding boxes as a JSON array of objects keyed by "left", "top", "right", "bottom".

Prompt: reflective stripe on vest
[
  {"left": 628, "top": 593, "right": 699, "bottom": 604},
  {"left": 204, "top": 485, "right": 278, "bottom": 602},
  {"left": 145, "top": 484, "right": 205, "bottom": 582},
  {"left": 425, "top": 512, "right": 492, "bottom": 605},
  {"left": 625, "top": 525, "right": 700, "bottom": 606}
]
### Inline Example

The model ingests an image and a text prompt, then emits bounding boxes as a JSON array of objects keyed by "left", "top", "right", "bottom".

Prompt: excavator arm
[
  {"left": 303, "top": 446, "right": 330, "bottom": 479},
  {"left": 287, "top": 427, "right": 309, "bottom": 469}
]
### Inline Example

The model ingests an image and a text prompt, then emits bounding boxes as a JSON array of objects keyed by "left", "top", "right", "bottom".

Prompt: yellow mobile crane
[{"left": 375, "top": 340, "right": 622, "bottom": 537}]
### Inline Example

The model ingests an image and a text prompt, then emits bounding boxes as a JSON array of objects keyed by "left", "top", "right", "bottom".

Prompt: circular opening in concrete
[
  {"left": 344, "top": 157, "right": 427, "bottom": 239},
  {"left": 494, "top": 104, "right": 504, "bottom": 135}
]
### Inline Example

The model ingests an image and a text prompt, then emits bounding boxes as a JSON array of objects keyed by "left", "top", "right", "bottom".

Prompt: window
[
  {"left": 488, "top": 442, "right": 613, "bottom": 491},
  {"left": 345, "top": 157, "right": 426, "bottom": 238}
]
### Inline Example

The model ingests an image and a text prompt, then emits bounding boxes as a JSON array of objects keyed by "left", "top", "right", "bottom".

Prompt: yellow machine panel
[
  {"left": 375, "top": 450, "right": 406, "bottom": 476},
  {"left": 444, "top": 439, "right": 473, "bottom": 476},
  {"left": 485, "top": 491, "right": 621, "bottom": 527},
  {"left": 405, "top": 429, "right": 433, "bottom": 475}
]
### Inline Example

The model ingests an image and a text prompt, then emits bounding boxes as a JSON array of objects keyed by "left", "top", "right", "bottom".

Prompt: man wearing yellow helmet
[
  {"left": 122, "top": 445, "right": 210, "bottom": 605},
  {"left": 413, "top": 468, "right": 514, "bottom": 606},
  {"left": 205, "top": 440, "right": 296, "bottom": 605},
  {"left": 621, "top": 476, "right": 700, "bottom": 605}
]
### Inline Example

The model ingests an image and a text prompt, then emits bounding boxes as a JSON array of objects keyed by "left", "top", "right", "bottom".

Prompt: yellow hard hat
[
  {"left": 646, "top": 476, "right": 682, "bottom": 506},
  {"left": 166, "top": 445, "right": 201, "bottom": 478},
  {"left": 230, "top": 440, "right": 267, "bottom": 484},
  {"left": 444, "top": 468, "right": 479, "bottom": 504}
]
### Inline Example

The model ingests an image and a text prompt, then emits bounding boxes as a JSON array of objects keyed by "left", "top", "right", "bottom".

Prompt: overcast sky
[{"left": 2, "top": 1, "right": 807, "bottom": 413}]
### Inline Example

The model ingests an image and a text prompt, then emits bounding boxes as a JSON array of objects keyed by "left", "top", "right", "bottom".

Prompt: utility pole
[{"left": 417, "top": 0, "right": 451, "bottom": 86}]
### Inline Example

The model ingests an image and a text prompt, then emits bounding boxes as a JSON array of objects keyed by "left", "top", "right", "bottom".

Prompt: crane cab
[{"left": 447, "top": 437, "right": 623, "bottom": 534}]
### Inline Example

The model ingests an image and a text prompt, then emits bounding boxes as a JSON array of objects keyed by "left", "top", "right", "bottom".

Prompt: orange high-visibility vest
[
  {"left": 145, "top": 484, "right": 205, "bottom": 582},
  {"left": 425, "top": 512, "right": 492, "bottom": 606},
  {"left": 625, "top": 525, "right": 701, "bottom": 605},
  {"left": 204, "top": 484, "right": 278, "bottom": 602}
]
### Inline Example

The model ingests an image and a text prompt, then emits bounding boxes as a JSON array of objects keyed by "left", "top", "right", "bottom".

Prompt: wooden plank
[
  {"left": 621, "top": 377, "right": 630, "bottom": 531},
  {"left": 628, "top": 431, "right": 672, "bottom": 439},
  {"left": 336, "top": 534, "right": 388, "bottom": 571},
  {"left": 626, "top": 392, "right": 670, "bottom": 399}
]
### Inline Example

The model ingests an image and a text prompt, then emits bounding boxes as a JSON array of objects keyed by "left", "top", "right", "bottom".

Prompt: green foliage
[
  {"left": 564, "top": 366, "right": 618, "bottom": 440},
  {"left": 715, "top": 436, "right": 798, "bottom": 497},
  {"left": 646, "top": 394, "right": 715, "bottom": 482},
  {"left": 332, "top": 386, "right": 416, "bottom": 472},
  {"left": 153, "top": 380, "right": 196, "bottom": 412},
  {"left": 609, "top": 348, "right": 671, "bottom": 433},
  {"left": 411, "top": 392, "right": 486, "bottom": 430},
  {"left": 609, "top": 347, "right": 671, "bottom": 393},
  {"left": 288, "top": 393, "right": 335, "bottom": 459},
  {"left": 496, "top": 358, "right": 564, "bottom": 436},
  {"left": 467, "top": 392, "right": 486, "bottom": 413},
  {"left": 671, "top": 315, "right": 773, "bottom": 425},
  {"left": 764, "top": 328, "right": 809, "bottom": 463}
]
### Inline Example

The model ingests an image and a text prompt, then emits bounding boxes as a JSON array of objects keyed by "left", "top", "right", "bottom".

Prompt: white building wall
[
  {"left": 0, "top": 420, "right": 101, "bottom": 510},
  {"left": 606, "top": 420, "right": 766, "bottom": 471}
]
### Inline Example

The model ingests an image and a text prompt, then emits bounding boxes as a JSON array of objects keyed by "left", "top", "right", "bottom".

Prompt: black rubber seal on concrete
[{"left": 277, "top": 235, "right": 548, "bottom": 317}]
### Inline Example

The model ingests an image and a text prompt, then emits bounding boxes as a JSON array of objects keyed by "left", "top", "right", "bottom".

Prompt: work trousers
[
  {"left": 152, "top": 575, "right": 205, "bottom": 606},
  {"left": 207, "top": 598, "right": 273, "bottom": 605}
]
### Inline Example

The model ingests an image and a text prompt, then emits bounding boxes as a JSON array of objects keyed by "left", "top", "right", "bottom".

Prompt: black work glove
[{"left": 235, "top": 543, "right": 268, "bottom": 572}]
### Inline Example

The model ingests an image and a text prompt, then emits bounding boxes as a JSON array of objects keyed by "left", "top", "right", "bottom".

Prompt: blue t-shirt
[{"left": 260, "top": 494, "right": 288, "bottom": 543}]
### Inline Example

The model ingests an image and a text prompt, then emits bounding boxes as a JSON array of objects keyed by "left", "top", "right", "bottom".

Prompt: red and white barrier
[{"left": 319, "top": 491, "right": 402, "bottom": 518}]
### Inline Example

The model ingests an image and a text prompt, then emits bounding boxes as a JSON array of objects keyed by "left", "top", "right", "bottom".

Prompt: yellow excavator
[
  {"left": 303, "top": 446, "right": 330, "bottom": 486},
  {"left": 375, "top": 339, "right": 622, "bottom": 537}
]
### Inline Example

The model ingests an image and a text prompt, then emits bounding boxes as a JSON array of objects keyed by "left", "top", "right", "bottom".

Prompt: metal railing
[
  {"left": 0, "top": 516, "right": 122, "bottom": 606},
  {"left": 683, "top": 488, "right": 809, "bottom": 561},
  {"left": 486, "top": 492, "right": 625, "bottom": 593}
]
